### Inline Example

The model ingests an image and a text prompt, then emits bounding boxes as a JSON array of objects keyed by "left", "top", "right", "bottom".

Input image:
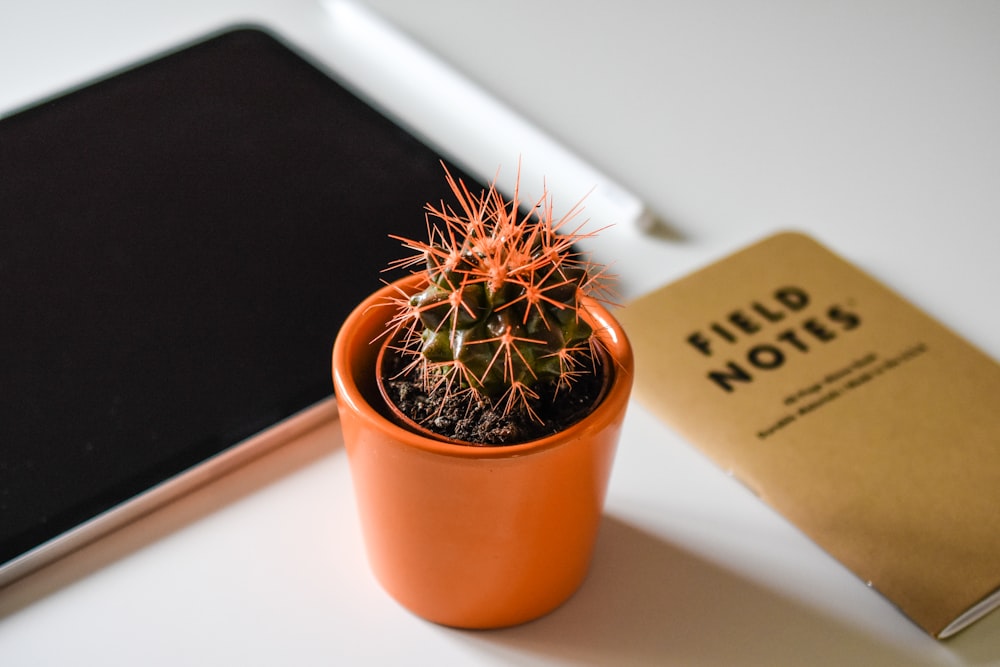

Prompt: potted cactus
[{"left": 331, "top": 165, "right": 633, "bottom": 629}]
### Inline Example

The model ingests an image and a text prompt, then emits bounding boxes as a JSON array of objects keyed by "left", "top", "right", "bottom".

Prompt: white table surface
[{"left": 2, "top": 1, "right": 999, "bottom": 664}]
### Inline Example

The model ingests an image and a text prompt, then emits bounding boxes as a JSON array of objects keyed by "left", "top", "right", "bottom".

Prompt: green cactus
[{"left": 384, "top": 165, "right": 612, "bottom": 422}]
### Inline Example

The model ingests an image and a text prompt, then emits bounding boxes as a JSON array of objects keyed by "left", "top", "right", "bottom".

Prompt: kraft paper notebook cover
[{"left": 617, "top": 231, "right": 1000, "bottom": 638}]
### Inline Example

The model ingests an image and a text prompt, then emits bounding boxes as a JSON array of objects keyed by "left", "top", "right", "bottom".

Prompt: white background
[{"left": 1, "top": 0, "right": 999, "bottom": 664}]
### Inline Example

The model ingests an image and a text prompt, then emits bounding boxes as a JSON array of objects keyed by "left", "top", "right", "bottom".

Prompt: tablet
[{"left": 0, "top": 26, "right": 482, "bottom": 585}]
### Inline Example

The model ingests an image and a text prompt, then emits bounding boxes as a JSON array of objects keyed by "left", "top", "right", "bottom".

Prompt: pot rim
[{"left": 333, "top": 275, "right": 634, "bottom": 460}]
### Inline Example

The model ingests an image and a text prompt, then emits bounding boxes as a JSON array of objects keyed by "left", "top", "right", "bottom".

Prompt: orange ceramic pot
[{"left": 332, "top": 276, "right": 633, "bottom": 629}]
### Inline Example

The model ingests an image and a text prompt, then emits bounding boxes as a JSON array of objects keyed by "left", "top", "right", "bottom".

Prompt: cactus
[{"left": 383, "top": 165, "right": 613, "bottom": 424}]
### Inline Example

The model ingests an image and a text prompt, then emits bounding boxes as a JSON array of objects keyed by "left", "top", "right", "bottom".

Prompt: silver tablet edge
[{"left": 0, "top": 397, "right": 339, "bottom": 589}]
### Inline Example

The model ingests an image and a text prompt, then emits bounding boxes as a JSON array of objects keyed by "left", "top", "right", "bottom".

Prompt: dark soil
[{"left": 379, "top": 352, "right": 609, "bottom": 446}]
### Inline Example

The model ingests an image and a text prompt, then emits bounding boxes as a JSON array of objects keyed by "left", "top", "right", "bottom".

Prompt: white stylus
[{"left": 320, "top": 0, "right": 655, "bottom": 231}]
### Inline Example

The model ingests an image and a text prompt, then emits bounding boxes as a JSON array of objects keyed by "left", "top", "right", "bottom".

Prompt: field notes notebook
[{"left": 618, "top": 231, "right": 1000, "bottom": 638}]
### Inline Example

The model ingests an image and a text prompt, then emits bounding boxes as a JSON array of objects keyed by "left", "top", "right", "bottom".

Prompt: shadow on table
[{"left": 455, "top": 514, "right": 959, "bottom": 667}]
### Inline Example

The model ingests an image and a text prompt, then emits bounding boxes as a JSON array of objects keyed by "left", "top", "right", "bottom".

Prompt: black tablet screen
[{"left": 0, "top": 27, "right": 479, "bottom": 569}]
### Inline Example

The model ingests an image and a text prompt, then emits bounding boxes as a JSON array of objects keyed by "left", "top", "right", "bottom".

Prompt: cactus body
[{"left": 385, "top": 165, "right": 611, "bottom": 421}]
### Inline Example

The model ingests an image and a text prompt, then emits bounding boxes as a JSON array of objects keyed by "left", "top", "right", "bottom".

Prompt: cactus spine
[{"left": 385, "top": 165, "right": 612, "bottom": 422}]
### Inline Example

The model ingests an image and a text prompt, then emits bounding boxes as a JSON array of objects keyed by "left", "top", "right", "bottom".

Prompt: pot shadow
[
  {"left": 453, "top": 514, "right": 948, "bottom": 667},
  {"left": 0, "top": 417, "right": 343, "bottom": 620}
]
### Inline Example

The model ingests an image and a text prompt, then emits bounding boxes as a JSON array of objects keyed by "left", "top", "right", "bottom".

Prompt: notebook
[{"left": 618, "top": 231, "right": 1000, "bottom": 638}]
